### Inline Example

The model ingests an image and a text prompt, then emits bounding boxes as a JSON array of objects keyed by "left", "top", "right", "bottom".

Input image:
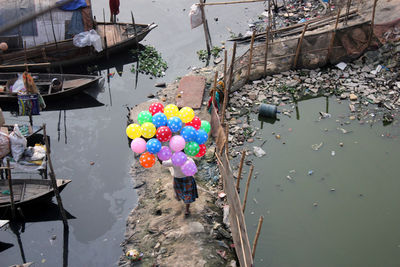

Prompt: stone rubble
[{"left": 226, "top": 40, "right": 400, "bottom": 157}]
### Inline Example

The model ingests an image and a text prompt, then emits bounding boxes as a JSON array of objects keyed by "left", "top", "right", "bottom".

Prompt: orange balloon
[{"left": 139, "top": 152, "right": 155, "bottom": 168}]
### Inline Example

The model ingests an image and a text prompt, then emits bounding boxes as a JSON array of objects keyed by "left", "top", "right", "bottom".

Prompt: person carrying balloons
[{"left": 160, "top": 157, "right": 198, "bottom": 216}]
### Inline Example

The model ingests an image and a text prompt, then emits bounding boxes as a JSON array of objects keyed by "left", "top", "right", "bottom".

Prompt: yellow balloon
[
  {"left": 126, "top": 123, "right": 141, "bottom": 139},
  {"left": 178, "top": 107, "right": 195, "bottom": 123},
  {"left": 164, "top": 104, "right": 179, "bottom": 119},
  {"left": 141, "top": 122, "right": 156, "bottom": 138}
]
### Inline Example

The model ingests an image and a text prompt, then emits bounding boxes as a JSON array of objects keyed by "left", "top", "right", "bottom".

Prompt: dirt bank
[{"left": 119, "top": 67, "right": 237, "bottom": 267}]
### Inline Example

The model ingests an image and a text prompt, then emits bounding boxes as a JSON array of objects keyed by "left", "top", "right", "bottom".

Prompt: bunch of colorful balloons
[{"left": 126, "top": 102, "right": 211, "bottom": 176}]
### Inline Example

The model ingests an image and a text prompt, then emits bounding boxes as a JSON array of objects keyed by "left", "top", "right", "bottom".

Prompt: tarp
[{"left": 58, "top": 0, "right": 87, "bottom": 11}]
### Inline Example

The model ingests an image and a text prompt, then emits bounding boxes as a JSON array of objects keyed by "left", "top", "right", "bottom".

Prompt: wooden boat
[
  {"left": 0, "top": 72, "right": 101, "bottom": 102},
  {"left": 0, "top": 179, "right": 71, "bottom": 212},
  {"left": 0, "top": 0, "right": 157, "bottom": 72}
]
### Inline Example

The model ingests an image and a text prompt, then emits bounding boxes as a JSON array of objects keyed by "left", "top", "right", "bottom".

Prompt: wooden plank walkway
[{"left": 176, "top": 76, "right": 206, "bottom": 109}]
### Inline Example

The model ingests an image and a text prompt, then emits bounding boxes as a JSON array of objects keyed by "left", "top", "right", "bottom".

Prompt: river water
[
  {"left": 242, "top": 97, "right": 400, "bottom": 267},
  {"left": 0, "top": 1, "right": 265, "bottom": 266}
]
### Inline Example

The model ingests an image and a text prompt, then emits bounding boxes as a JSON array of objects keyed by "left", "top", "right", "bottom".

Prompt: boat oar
[{"left": 131, "top": 11, "right": 139, "bottom": 89}]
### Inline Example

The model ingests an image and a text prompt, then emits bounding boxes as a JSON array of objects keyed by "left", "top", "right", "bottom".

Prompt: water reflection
[{"left": 3, "top": 202, "right": 74, "bottom": 266}]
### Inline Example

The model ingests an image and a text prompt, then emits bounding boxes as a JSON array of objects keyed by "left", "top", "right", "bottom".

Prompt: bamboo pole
[
  {"left": 246, "top": 30, "right": 256, "bottom": 82},
  {"left": 252, "top": 216, "right": 264, "bottom": 259},
  {"left": 227, "top": 42, "right": 237, "bottom": 93},
  {"left": 6, "top": 159, "right": 16, "bottom": 219},
  {"left": 236, "top": 150, "right": 246, "bottom": 192},
  {"left": 230, "top": 9, "right": 357, "bottom": 42},
  {"left": 224, "top": 122, "right": 229, "bottom": 155},
  {"left": 263, "top": 27, "right": 270, "bottom": 77},
  {"left": 236, "top": 215, "right": 249, "bottom": 267},
  {"left": 23, "top": 41, "right": 28, "bottom": 72},
  {"left": 103, "top": 9, "right": 109, "bottom": 60},
  {"left": 344, "top": 0, "right": 352, "bottom": 25},
  {"left": 292, "top": 23, "right": 309, "bottom": 69},
  {"left": 268, "top": 0, "right": 272, "bottom": 32},
  {"left": 200, "top": 0, "right": 265, "bottom": 5},
  {"left": 43, "top": 124, "right": 69, "bottom": 229},
  {"left": 49, "top": 9, "right": 58, "bottom": 49},
  {"left": 242, "top": 165, "right": 254, "bottom": 213},
  {"left": 212, "top": 71, "right": 218, "bottom": 107},
  {"left": 326, "top": 8, "right": 341, "bottom": 63},
  {"left": 367, "top": 0, "right": 378, "bottom": 47},
  {"left": 223, "top": 49, "right": 227, "bottom": 90},
  {"left": 199, "top": 0, "right": 211, "bottom": 56}
]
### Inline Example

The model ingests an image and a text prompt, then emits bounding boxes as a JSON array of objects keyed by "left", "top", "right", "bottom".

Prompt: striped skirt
[{"left": 173, "top": 176, "right": 198, "bottom": 204}]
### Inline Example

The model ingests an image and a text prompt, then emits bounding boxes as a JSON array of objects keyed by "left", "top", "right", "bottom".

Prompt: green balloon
[
  {"left": 138, "top": 111, "right": 153, "bottom": 125},
  {"left": 200, "top": 120, "right": 211, "bottom": 134},
  {"left": 184, "top": 141, "right": 200, "bottom": 156}
]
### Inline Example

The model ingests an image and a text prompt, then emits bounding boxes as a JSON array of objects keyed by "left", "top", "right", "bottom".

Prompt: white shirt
[{"left": 162, "top": 158, "right": 194, "bottom": 178}]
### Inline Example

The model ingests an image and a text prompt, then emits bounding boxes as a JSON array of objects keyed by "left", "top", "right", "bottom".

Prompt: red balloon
[
  {"left": 140, "top": 152, "right": 155, "bottom": 168},
  {"left": 195, "top": 144, "right": 206, "bottom": 157},
  {"left": 185, "top": 116, "right": 201, "bottom": 130},
  {"left": 156, "top": 126, "right": 172, "bottom": 142},
  {"left": 149, "top": 102, "right": 164, "bottom": 116}
]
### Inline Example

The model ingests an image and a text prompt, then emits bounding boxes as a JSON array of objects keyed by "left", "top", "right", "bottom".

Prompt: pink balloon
[
  {"left": 157, "top": 146, "right": 172, "bottom": 161},
  {"left": 181, "top": 160, "right": 198, "bottom": 176},
  {"left": 130, "top": 138, "right": 147, "bottom": 154},
  {"left": 171, "top": 152, "right": 187, "bottom": 167},
  {"left": 169, "top": 135, "right": 186, "bottom": 152}
]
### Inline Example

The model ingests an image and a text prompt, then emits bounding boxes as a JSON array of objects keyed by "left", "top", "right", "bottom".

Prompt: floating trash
[{"left": 311, "top": 142, "right": 323, "bottom": 151}]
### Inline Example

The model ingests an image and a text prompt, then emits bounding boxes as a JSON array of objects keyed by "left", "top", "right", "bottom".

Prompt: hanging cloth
[{"left": 109, "top": 0, "right": 120, "bottom": 15}]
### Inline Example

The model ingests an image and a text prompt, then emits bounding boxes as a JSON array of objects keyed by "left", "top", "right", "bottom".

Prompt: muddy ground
[{"left": 118, "top": 67, "right": 238, "bottom": 267}]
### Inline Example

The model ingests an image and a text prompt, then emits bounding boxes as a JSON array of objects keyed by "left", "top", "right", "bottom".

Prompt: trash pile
[
  {"left": 225, "top": 39, "right": 400, "bottom": 156},
  {"left": 240, "top": 0, "right": 331, "bottom": 38}
]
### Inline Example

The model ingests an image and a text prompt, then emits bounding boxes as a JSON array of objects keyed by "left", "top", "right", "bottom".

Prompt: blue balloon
[
  {"left": 146, "top": 138, "right": 162, "bottom": 154},
  {"left": 167, "top": 116, "right": 183, "bottom": 133},
  {"left": 196, "top": 129, "right": 208, "bottom": 145},
  {"left": 181, "top": 126, "right": 197, "bottom": 142},
  {"left": 152, "top": 112, "right": 167, "bottom": 128}
]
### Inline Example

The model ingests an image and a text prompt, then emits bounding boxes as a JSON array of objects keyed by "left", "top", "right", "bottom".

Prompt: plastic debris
[
  {"left": 311, "top": 142, "right": 323, "bottom": 151},
  {"left": 218, "top": 192, "right": 226, "bottom": 198},
  {"left": 253, "top": 146, "right": 266, "bottom": 157},
  {"left": 336, "top": 62, "right": 347, "bottom": 70},
  {"left": 337, "top": 128, "right": 352, "bottom": 134},
  {"left": 331, "top": 151, "right": 335, "bottom": 156},
  {"left": 319, "top": 111, "right": 331, "bottom": 119},
  {"left": 308, "top": 170, "right": 314, "bottom": 175}
]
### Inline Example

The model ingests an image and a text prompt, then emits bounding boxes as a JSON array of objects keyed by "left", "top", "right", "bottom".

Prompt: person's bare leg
[{"left": 185, "top": 204, "right": 190, "bottom": 215}]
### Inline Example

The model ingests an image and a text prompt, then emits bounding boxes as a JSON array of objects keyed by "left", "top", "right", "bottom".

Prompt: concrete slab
[{"left": 176, "top": 76, "right": 206, "bottom": 109}]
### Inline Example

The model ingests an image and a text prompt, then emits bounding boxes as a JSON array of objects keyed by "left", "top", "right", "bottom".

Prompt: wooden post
[
  {"left": 252, "top": 216, "right": 264, "bottom": 259},
  {"left": 235, "top": 150, "right": 246, "bottom": 192},
  {"left": 223, "top": 50, "right": 227, "bottom": 87},
  {"left": 227, "top": 42, "right": 237, "bottom": 93},
  {"left": 367, "top": 0, "right": 378, "bottom": 47},
  {"left": 293, "top": 23, "right": 308, "bottom": 69},
  {"left": 49, "top": 9, "right": 58, "bottom": 49},
  {"left": 224, "top": 122, "right": 229, "bottom": 156},
  {"left": 268, "top": 0, "right": 271, "bottom": 31},
  {"left": 130, "top": 11, "right": 139, "bottom": 46},
  {"left": 242, "top": 165, "right": 254, "bottom": 213},
  {"left": 103, "top": 9, "right": 109, "bottom": 60},
  {"left": 212, "top": 71, "right": 218, "bottom": 107},
  {"left": 23, "top": 41, "right": 28, "bottom": 72},
  {"left": 246, "top": 30, "right": 256, "bottom": 82},
  {"left": 43, "top": 124, "right": 69, "bottom": 229},
  {"left": 199, "top": 0, "right": 211, "bottom": 56},
  {"left": 326, "top": 8, "right": 341, "bottom": 63},
  {"left": 6, "top": 159, "right": 16, "bottom": 219},
  {"left": 344, "top": 0, "right": 352, "bottom": 25},
  {"left": 263, "top": 27, "right": 270, "bottom": 77}
]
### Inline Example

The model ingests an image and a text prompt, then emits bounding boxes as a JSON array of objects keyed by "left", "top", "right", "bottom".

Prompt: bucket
[{"left": 258, "top": 104, "right": 278, "bottom": 118}]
